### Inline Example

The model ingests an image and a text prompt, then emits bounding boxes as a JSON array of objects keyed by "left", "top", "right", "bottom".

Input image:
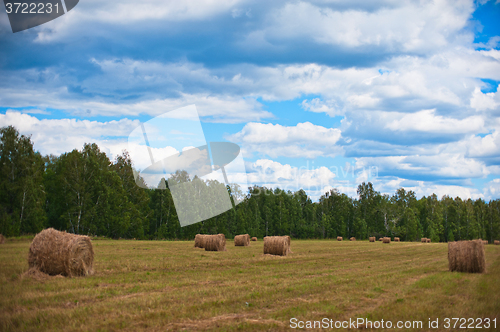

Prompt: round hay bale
[
  {"left": 379, "top": 237, "right": 384, "bottom": 241},
  {"left": 383, "top": 237, "right": 391, "bottom": 243},
  {"left": 337, "top": 236, "right": 343, "bottom": 241},
  {"left": 0, "top": 234, "right": 5, "bottom": 244},
  {"left": 251, "top": 237, "right": 257, "bottom": 241},
  {"left": 369, "top": 237, "right": 375, "bottom": 242},
  {"left": 426, "top": 238, "right": 431, "bottom": 243},
  {"left": 194, "top": 234, "right": 208, "bottom": 248},
  {"left": 263, "top": 236, "right": 288, "bottom": 256},
  {"left": 495, "top": 240, "right": 499, "bottom": 245},
  {"left": 448, "top": 240, "right": 485, "bottom": 273},
  {"left": 204, "top": 234, "right": 226, "bottom": 251},
  {"left": 421, "top": 238, "right": 427, "bottom": 243},
  {"left": 28, "top": 228, "right": 94, "bottom": 277},
  {"left": 482, "top": 240, "right": 488, "bottom": 245},
  {"left": 285, "top": 235, "right": 292, "bottom": 253},
  {"left": 234, "top": 234, "right": 250, "bottom": 246},
  {"left": 350, "top": 237, "right": 356, "bottom": 241},
  {"left": 394, "top": 237, "right": 400, "bottom": 242}
]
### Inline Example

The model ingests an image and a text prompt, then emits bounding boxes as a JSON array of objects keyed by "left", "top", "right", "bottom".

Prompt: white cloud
[
  {"left": 470, "top": 87, "right": 500, "bottom": 111},
  {"left": 227, "top": 122, "right": 343, "bottom": 158}
]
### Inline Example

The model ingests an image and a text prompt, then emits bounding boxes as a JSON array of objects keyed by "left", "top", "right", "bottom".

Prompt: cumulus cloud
[{"left": 227, "top": 122, "right": 343, "bottom": 158}]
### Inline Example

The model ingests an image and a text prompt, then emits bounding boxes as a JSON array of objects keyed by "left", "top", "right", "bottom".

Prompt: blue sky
[{"left": 1, "top": 0, "right": 500, "bottom": 201}]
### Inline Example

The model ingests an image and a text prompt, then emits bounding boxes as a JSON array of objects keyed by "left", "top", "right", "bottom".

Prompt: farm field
[{"left": 0, "top": 239, "right": 499, "bottom": 331}]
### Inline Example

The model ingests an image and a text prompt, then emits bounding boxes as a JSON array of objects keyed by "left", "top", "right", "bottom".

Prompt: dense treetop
[{"left": 1, "top": 125, "right": 499, "bottom": 242}]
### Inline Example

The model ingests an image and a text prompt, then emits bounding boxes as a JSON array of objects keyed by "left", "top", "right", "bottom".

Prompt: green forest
[{"left": 1, "top": 125, "right": 499, "bottom": 242}]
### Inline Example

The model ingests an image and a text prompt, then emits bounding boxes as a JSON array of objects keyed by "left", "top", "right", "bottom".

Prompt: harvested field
[{"left": 1, "top": 239, "right": 499, "bottom": 331}]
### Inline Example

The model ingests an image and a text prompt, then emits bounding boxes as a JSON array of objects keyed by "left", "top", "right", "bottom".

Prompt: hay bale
[
  {"left": 28, "top": 228, "right": 94, "bottom": 277},
  {"left": 285, "top": 235, "right": 293, "bottom": 253},
  {"left": 263, "top": 236, "right": 288, "bottom": 256},
  {"left": 383, "top": 237, "right": 391, "bottom": 243},
  {"left": 394, "top": 237, "right": 400, "bottom": 242},
  {"left": 421, "top": 238, "right": 427, "bottom": 243},
  {"left": 369, "top": 237, "right": 375, "bottom": 242},
  {"left": 350, "top": 237, "right": 356, "bottom": 241},
  {"left": 427, "top": 238, "right": 431, "bottom": 243},
  {"left": 251, "top": 237, "right": 257, "bottom": 241},
  {"left": 204, "top": 234, "right": 226, "bottom": 251},
  {"left": 337, "top": 236, "right": 343, "bottom": 241},
  {"left": 0, "top": 234, "right": 5, "bottom": 244},
  {"left": 194, "top": 234, "right": 208, "bottom": 248},
  {"left": 234, "top": 234, "right": 250, "bottom": 246},
  {"left": 495, "top": 240, "right": 499, "bottom": 245},
  {"left": 448, "top": 240, "right": 485, "bottom": 273},
  {"left": 483, "top": 240, "right": 488, "bottom": 245},
  {"left": 379, "top": 238, "right": 384, "bottom": 241}
]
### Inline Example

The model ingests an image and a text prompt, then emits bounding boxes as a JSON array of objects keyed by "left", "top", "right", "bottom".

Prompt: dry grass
[
  {"left": 369, "top": 237, "right": 375, "bottom": 242},
  {"left": 251, "top": 237, "right": 257, "bottom": 241},
  {"left": 204, "top": 234, "right": 226, "bottom": 251},
  {"left": 263, "top": 236, "right": 288, "bottom": 256},
  {"left": 448, "top": 240, "right": 486, "bottom": 273},
  {"left": 28, "top": 228, "right": 94, "bottom": 277},
  {"left": 383, "top": 237, "right": 391, "bottom": 244},
  {"left": 1, "top": 239, "right": 499, "bottom": 331},
  {"left": 337, "top": 236, "right": 342, "bottom": 241},
  {"left": 394, "top": 237, "right": 400, "bottom": 242}
]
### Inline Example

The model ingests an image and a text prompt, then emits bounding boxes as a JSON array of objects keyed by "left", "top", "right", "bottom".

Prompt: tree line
[{"left": 1, "top": 125, "right": 499, "bottom": 242}]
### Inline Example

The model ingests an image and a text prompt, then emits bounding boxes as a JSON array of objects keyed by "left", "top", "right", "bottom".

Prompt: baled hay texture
[
  {"left": 350, "top": 237, "right": 356, "bottom": 241},
  {"left": 204, "top": 234, "right": 227, "bottom": 251},
  {"left": 483, "top": 240, "right": 488, "bottom": 245},
  {"left": 337, "top": 236, "right": 343, "bottom": 241},
  {"left": 383, "top": 237, "right": 391, "bottom": 243},
  {"left": 194, "top": 234, "right": 208, "bottom": 248},
  {"left": 369, "top": 237, "right": 375, "bottom": 242},
  {"left": 234, "top": 234, "right": 250, "bottom": 246},
  {"left": 394, "top": 237, "right": 400, "bottom": 242},
  {"left": 379, "top": 238, "right": 384, "bottom": 241},
  {"left": 495, "top": 240, "right": 499, "bottom": 245},
  {"left": 421, "top": 238, "right": 427, "bottom": 243},
  {"left": 28, "top": 228, "right": 94, "bottom": 277},
  {"left": 427, "top": 238, "right": 431, "bottom": 243},
  {"left": 448, "top": 240, "right": 485, "bottom": 273},
  {"left": 251, "top": 237, "right": 257, "bottom": 241},
  {"left": 263, "top": 236, "right": 289, "bottom": 256},
  {"left": 285, "top": 235, "right": 293, "bottom": 253},
  {"left": 0, "top": 234, "right": 5, "bottom": 244}
]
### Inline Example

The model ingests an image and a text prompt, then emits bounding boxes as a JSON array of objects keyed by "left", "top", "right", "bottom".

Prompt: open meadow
[{"left": 1, "top": 238, "right": 499, "bottom": 331}]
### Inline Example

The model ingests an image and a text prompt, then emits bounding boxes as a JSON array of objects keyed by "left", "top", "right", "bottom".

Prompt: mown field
[{"left": 0, "top": 238, "right": 499, "bottom": 331}]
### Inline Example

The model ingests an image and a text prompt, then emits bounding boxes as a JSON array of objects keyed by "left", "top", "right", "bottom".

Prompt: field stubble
[{"left": 0, "top": 239, "right": 499, "bottom": 331}]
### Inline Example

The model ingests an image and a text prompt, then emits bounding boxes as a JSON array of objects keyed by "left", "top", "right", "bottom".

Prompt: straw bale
[
  {"left": 28, "top": 228, "right": 94, "bottom": 277},
  {"left": 350, "top": 237, "right": 356, "bottom": 241},
  {"left": 263, "top": 236, "right": 289, "bottom": 256},
  {"left": 234, "top": 234, "right": 250, "bottom": 246},
  {"left": 383, "top": 237, "right": 391, "bottom": 243},
  {"left": 0, "top": 234, "right": 5, "bottom": 244},
  {"left": 379, "top": 238, "right": 384, "bottom": 241},
  {"left": 427, "top": 238, "right": 431, "bottom": 243},
  {"left": 482, "top": 240, "right": 488, "bottom": 245},
  {"left": 369, "top": 237, "right": 375, "bottom": 242},
  {"left": 337, "top": 236, "right": 343, "bottom": 241},
  {"left": 204, "top": 234, "right": 227, "bottom": 251},
  {"left": 448, "top": 240, "right": 485, "bottom": 273},
  {"left": 251, "top": 237, "right": 257, "bottom": 241},
  {"left": 421, "top": 238, "right": 427, "bottom": 243},
  {"left": 194, "top": 234, "right": 208, "bottom": 248},
  {"left": 495, "top": 240, "right": 499, "bottom": 245},
  {"left": 394, "top": 237, "right": 400, "bottom": 242}
]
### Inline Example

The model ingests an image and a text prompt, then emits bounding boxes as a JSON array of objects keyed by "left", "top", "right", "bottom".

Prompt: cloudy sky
[{"left": 1, "top": 0, "right": 500, "bottom": 201}]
